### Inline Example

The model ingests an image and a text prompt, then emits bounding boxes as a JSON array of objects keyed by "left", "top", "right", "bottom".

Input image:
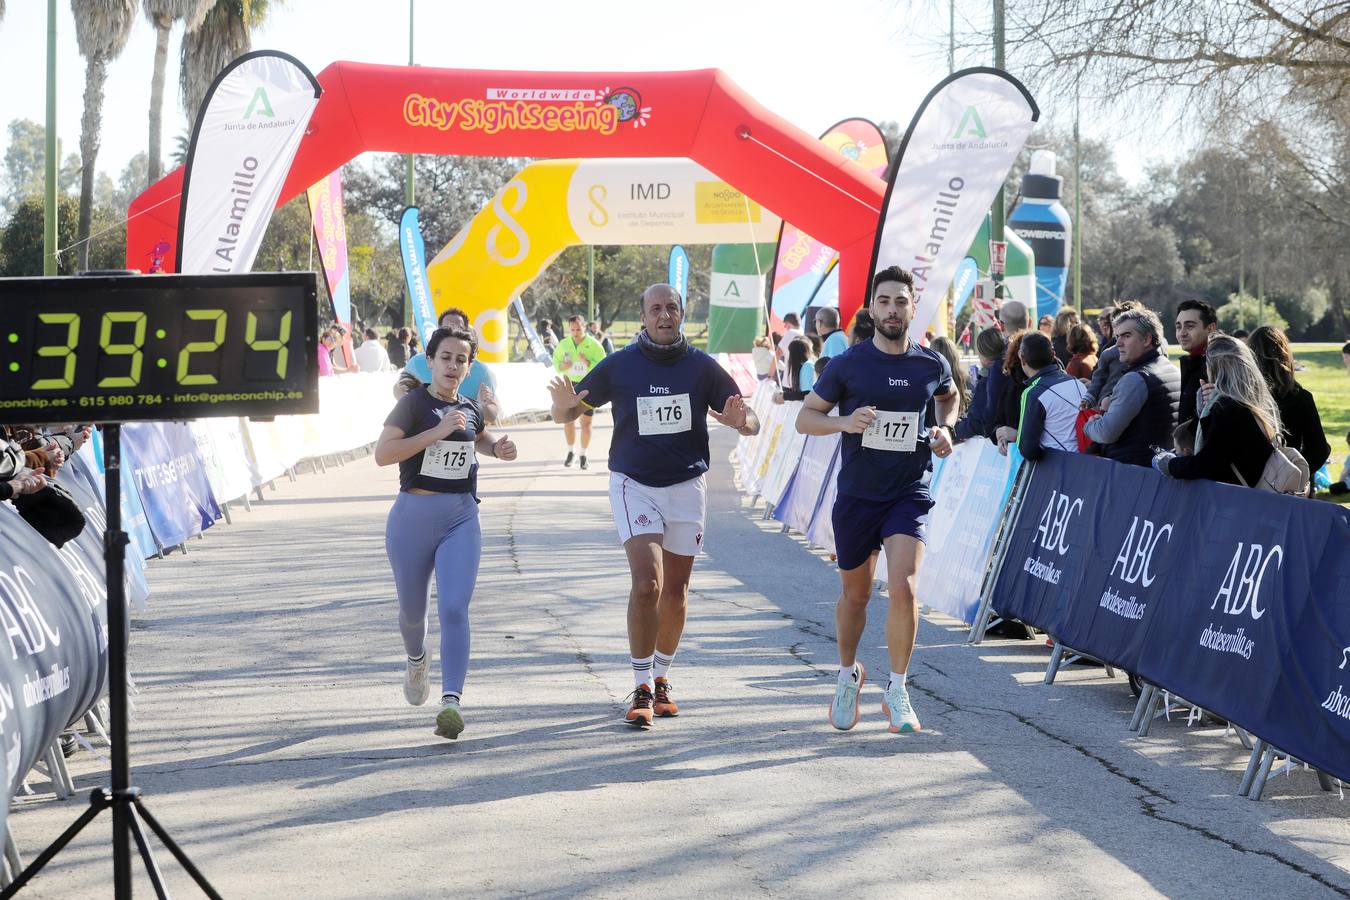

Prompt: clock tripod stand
[{"left": 1, "top": 424, "right": 221, "bottom": 899}]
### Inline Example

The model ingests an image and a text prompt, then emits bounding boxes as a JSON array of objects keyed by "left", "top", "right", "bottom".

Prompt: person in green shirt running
[{"left": 553, "top": 314, "right": 607, "bottom": 469}]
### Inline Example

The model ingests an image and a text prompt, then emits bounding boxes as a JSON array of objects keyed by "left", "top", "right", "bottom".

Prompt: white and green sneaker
[
  {"left": 403, "top": 655, "right": 429, "bottom": 706},
  {"left": 882, "top": 683, "right": 921, "bottom": 734},
  {"left": 829, "top": 663, "right": 865, "bottom": 730},
  {"left": 435, "top": 701, "right": 465, "bottom": 740}
]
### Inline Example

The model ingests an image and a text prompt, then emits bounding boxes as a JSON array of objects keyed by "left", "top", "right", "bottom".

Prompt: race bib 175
[{"left": 420, "top": 440, "right": 475, "bottom": 480}]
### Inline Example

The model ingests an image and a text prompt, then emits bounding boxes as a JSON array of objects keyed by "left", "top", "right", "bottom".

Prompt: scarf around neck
[{"left": 637, "top": 328, "right": 689, "bottom": 363}]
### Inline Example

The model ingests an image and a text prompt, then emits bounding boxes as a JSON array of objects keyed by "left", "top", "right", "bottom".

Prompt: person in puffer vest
[{"left": 1083, "top": 307, "right": 1180, "bottom": 467}]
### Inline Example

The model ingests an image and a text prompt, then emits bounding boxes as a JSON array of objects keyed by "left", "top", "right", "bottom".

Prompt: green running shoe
[{"left": 435, "top": 701, "right": 465, "bottom": 740}]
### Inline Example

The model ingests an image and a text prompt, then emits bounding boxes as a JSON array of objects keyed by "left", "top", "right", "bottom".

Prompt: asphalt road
[{"left": 7, "top": 418, "right": 1348, "bottom": 897}]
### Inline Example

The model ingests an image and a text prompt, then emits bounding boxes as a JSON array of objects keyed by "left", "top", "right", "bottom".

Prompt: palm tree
[
  {"left": 72, "top": 0, "right": 136, "bottom": 270},
  {"left": 178, "top": 0, "right": 276, "bottom": 124},
  {"left": 145, "top": 0, "right": 212, "bottom": 184}
]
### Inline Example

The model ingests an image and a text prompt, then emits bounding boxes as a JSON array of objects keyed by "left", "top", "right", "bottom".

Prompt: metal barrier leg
[
  {"left": 3, "top": 825, "right": 21, "bottom": 887},
  {"left": 40, "top": 745, "right": 71, "bottom": 800},
  {"left": 1316, "top": 769, "right": 1334, "bottom": 793},
  {"left": 219, "top": 501, "right": 232, "bottom": 525},
  {"left": 253, "top": 486, "right": 265, "bottom": 503},
  {"left": 1043, "top": 641, "right": 1066, "bottom": 685},
  {"left": 241, "top": 492, "right": 252, "bottom": 511},
  {"left": 1239, "top": 738, "right": 1268, "bottom": 796},
  {"left": 1137, "top": 689, "right": 1163, "bottom": 737},
  {"left": 1248, "top": 747, "right": 1278, "bottom": 801},
  {"left": 1104, "top": 663, "right": 1116, "bottom": 678},
  {"left": 1129, "top": 684, "right": 1155, "bottom": 731}
]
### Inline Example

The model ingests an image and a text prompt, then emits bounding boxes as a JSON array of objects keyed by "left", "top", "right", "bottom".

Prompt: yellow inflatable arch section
[{"left": 426, "top": 158, "right": 782, "bottom": 361}]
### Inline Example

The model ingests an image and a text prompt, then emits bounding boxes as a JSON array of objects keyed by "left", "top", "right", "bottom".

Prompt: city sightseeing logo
[{"left": 403, "top": 85, "right": 652, "bottom": 136}]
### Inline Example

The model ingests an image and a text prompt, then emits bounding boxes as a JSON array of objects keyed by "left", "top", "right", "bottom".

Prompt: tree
[
  {"left": 2, "top": 119, "right": 49, "bottom": 216},
  {"left": 72, "top": 0, "right": 136, "bottom": 270},
  {"left": 144, "top": 0, "right": 212, "bottom": 184},
  {"left": 344, "top": 153, "right": 526, "bottom": 252},
  {"left": 0, "top": 195, "right": 80, "bottom": 276},
  {"left": 112, "top": 152, "right": 149, "bottom": 213},
  {"left": 179, "top": 0, "right": 275, "bottom": 122}
]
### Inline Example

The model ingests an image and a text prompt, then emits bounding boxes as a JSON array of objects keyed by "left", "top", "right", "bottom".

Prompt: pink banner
[
  {"left": 307, "top": 170, "right": 354, "bottom": 366},
  {"left": 768, "top": 118, "right": 889, "bottom": 331}
]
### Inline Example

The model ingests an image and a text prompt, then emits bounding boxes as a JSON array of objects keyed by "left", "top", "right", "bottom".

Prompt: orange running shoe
[
  {"left": 625, "top": 685, "right": 654, "bottom": 728},
  {"left": 653, "top": 677, "right": 680, "bottom": 717}
]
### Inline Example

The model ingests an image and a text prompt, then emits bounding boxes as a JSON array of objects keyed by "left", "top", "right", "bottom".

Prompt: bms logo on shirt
[
  {"left": 649, "top": 385, "right": 670, "bottom": 394},
  {"left": 889, "top": 377, "right": 910, "bottom": 387}
]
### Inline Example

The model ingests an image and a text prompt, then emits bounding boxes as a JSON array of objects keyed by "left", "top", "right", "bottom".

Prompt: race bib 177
[
  {"left": 636, "top": 394, "right": 693, "bottom": 436},
  {"left": 861, "top": 410, "right": 920, "bottom": 452},
  {"left": 420, "top": 440, "right": 475, "bottom": 480}
]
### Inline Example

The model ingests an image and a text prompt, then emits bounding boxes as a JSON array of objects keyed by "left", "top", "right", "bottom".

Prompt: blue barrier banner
[
  {"left": 122, "top": 423, "right": 220, "bottom": 549},
  {"left": 774, "top": 434, "right": 839, "bottom": 535},
  {"left": 88, "top": 428, "right": 160, "bottom": 562},
  {"left": 805, "top": 451, "right": 841, "bottom": 553},
  {"left": 917, "top": 440, "right": 1020, "bottom": 624},
  {"left": 993, "top": 450, "right": 1350, "bottom": 782}
]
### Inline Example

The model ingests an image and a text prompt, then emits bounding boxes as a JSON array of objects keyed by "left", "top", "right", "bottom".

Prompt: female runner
[{"left": 375, "top": 326, "right": 516, "bottom": 739}]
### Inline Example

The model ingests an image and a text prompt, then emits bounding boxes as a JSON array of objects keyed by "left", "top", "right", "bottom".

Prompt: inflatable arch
[
  {"left": 427, "top": 158, "right": 783, "bottom": 360},
  {"left": 127, "top": 62, "right": 887, "bottom": 327}
]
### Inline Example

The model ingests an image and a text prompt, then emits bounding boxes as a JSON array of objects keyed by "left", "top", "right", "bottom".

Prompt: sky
[{"left": 0, "top": 0, "right": 1161, "bottom": 196}]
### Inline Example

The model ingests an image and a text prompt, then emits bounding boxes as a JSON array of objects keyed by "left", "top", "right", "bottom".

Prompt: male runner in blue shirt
[
  {"left": 550, "top": 284, "right": 759, "bottom": 728},
  {"left": 796, "top": 265, "right": 958, "bottom": 734}
]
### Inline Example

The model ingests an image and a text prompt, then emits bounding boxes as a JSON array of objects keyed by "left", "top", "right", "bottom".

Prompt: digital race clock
[{"left": 0, "top": 272, "right": 319, "bottom": 425}]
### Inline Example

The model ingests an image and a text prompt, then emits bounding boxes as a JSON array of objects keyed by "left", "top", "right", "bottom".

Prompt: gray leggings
[{"left": 385, "top": 491, "right": 481, "bottom": 696}]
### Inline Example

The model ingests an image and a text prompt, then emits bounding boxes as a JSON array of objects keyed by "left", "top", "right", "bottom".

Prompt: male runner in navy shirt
[
  {"left": 796, "top": 265, "right": 958, "bottom": 734},
  {"left": 550, "top": 284, "right": 760, "bottom": 728}
]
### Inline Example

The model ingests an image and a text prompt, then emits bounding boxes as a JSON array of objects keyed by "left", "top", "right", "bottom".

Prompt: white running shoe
[
  {"left": 829, "top": 663, "right": 865, "bottom": 730},
  {"left": 435, "top": 701, "right": 465, "bottom": 740},
  {"left": 403, "top": 655, "right": 430, "bottom": 706},
  {"left": 882, "top": 683, "right": 921, "bottom": 734}
]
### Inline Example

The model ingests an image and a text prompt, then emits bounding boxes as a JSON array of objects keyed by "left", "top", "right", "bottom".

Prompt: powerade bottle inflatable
[{"left": 1008, "top": 150, "right": 1072, "bottom": 321}]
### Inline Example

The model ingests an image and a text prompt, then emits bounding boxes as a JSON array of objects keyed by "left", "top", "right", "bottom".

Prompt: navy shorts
[{"left": 832, "top": 489, "right": 933, "bottom": 572}]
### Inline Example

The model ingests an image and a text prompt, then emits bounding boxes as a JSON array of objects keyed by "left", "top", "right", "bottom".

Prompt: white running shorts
[{"left": 609, "top": 472, "right": 707, "bottom": 557}]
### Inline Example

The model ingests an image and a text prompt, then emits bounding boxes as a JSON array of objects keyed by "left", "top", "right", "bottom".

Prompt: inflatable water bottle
[{"left": 1008, "top": 150, "right": 1072, "bottom": 320}]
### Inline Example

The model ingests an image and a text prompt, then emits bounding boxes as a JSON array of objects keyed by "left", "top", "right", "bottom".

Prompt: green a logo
[
  {"left": 953, "top": 106, "right": 986, "bottom": 140},
  {"left": 722, "top": 280, "right": 741, "bottom": 298},
  {"left": 244, "top": 87, "right": 275, "bottom": 119}
]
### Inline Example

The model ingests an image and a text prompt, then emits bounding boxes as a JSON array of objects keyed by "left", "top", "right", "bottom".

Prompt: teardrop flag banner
[
  {"left": 668, "top": 245, "right": 689, "bottom": 307},
  {"left": 863, "top": 68, "right": 1038, "bottom": 341},
  {"left": 400, "top": 206, "right": 438, "bottom": 347},
  {"left": 768, "top": 117, "right": 890, "bottom": 331},
  {"left": 177, "top": 51, "right": 321, "bottom": 275}
]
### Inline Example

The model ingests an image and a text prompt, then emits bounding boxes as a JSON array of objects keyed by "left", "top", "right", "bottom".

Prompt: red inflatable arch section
[{"left": 127, "top": 62, "right": 885, "bottom": 324}]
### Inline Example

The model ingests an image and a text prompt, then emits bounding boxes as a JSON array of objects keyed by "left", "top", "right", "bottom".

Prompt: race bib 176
[
  {"left": 861, "top": 410, "right": 920, "bottom": 452},
  {"left": 636, "top": 394, "right": 693, "bottom": 436},
  {"left": 420, "top": 440, "right": 475, "bottom": 480}
]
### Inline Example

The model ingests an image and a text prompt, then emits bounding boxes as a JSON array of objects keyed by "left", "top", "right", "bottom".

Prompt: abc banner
[
  {"left": 993, "top": 451, "right": 1350, "bottom": 782},
  {"left": 708, "top": 243, "right": 775, "bottom": 354},
  {"left": 177, "top": 51, "right": 322, "bottom": 275},
  {"left": 870, "top": 68, "right": 1038, "bottom": 342}
]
